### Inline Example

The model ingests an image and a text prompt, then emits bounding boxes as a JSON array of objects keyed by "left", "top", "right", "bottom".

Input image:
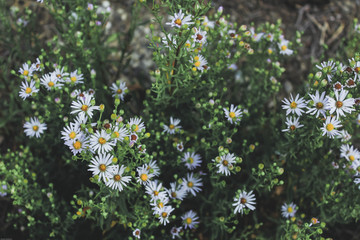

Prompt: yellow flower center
[
  {"left": 326, "top": 123, "right": 334, "bottom": 131},
  {"left": 349, "top": 155, "right": 355, "bottom": 161},
  {"left": 268, "top": 49, "right": 273, "bottom": 54},
  {"left": 71, "top": 76, "right": 77, "bottom": 82},
  {"left": 140, "top": 173, "right": 148, "bottom": 181},
  {"left": 290, "top": 125, "right": 296, "bottom": 131},
  {"left": 56, "top": 74, "right": 61, "bottom": 78},
  {"left": 281, "top": 45, "right": 287, "bottom": 51},
  {"left": 23, "top": 70, "right": 29, "bottom": 76},
  {"left": 114, "top": 131, "right": 120, "bottom": 138},
  {"left": 25, "top": 87, "right": 32, "bottom": 94},
  {"left": 162, "top": 212, "right": 168, "bottom": 218},
  {"left": 169, "top": 124, "right": 175, "bottom": 129},
  {"left": 114, "top": 174, "right": 121, "bottom": 181},
  {"left": 32, "top": 125, "right": 39, "bottom": 131},
  {"left": 222, "top": 160, "right": 228, "bottom": 166},
  {"left": 185, "top": 217, "right": 192, "bottom": 224},
  {"left": 117, "top": 89, "right": 122, "bottom": 94},
  {"left": 158, "top": 202, "right": 164, "bottom": 208},
  {"left": 316, "top": 102, "right": 324, "bottom": 109},
  {"left": 240, "top": 197, "right": 247, "bottom": 204},
  {"left": 134, "top": 125, "right": 139, "bottom": 132},
  {"left": 99, "top": 164, "right": 106, "bottom": 172},
  {"left": 188, "top": 157, "right": 194, "bottom": 164},
  {"left": 229, "top": 112, "right": 236, "bottom": 118},
  {"left": 69, "top": 131, "right": 76, "bottom": 139},
  {"left": 48, "top": 81, "right": 54, "bottom": 87},
  {"left": 81, "top": 105, "right": 88, "bottom": 112},
  {"left": 336, "top": 101, "right": 343, "bottom": 108},
  {"left": 154, "top": 191, "right": 159, "bottom": 196},
  {"left": 194, "top": 56, "right": 199, "bottom": 61},
  {"left": 355, "top": 67, "right": 360, "bottom": 73},
  {"left": 290, "top": 102, "right": 297, "bottom": 109},
  {"left": 194, "top": 61, "right": 201, "bottom": 67},
  {"left": 73, "top": 141, "right": 81, "bottom": 149},
  {"left": 175, "top": 18, "right": 182, "bottom": 26},
  {"left": 287, "top": 207, "right": 293, "bottom": 213},
  {"left": 187, "top": 181, "right": 193, "bottom": 188},
  {"left": 98, "top": 137, "right": 106, "bottom": 144}
]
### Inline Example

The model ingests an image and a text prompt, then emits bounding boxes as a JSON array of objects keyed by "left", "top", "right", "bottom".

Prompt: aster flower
[
  {"left": 19, "top": 80, "right": 39, "bottom": 100},
  {"left": 350, "top": 58, "right": 360, "bottom": 81},
  {"left": 170, "top": 226, "right": 183, "bottom": 239},
  {"left": 177, "top": 142, "right": 184, "bottom": 152},
  {"left": 282, "top": 94, "right": 307, "bottom": 116},
  {"left": 110, "top": 81, "right": 127, "bottom": 100},
  {"left": 327, "top": 90, "right": 354, "bottom": 119},
  {"left": 281, "top": 202, "right": 297, "bottom": 218},
  {"left": 181, "top": 210, "right": 199, "bottom": 229},
  {"left": 67, "top": 70, "right": 84, "bottom": 85},
  {"left": 90, "top": 129, "right": 115, "bottom": 154},
  {"left": 166, "top": 182, "right": 187, "bottom": 201},
  {"left": 351, "top": 160, "right": 360, "bottom": 177},
  {"left": 40, "top": 73, "right": 63, "bottom": 91},
  {"left": 53, "top": 66, "right": 69, "bottom": 82},
  {"left": 182, "top": 172, "right": 203, "bottom": 196},
  {"left": 306, "top": 91, "right": 329, "bottom": 118},
  {"left": 65, "top": 134, "right": 89, "bottom": 155},
  {"left": 136, "top": 165, "right": 155, "bottom": 185},
  {"left": 228, "top": 30, "right": 238, "bottom": 39},
  {"left": 145, "top": 160, "right": 160, "bottom": 176},
  {"left": 163, "top": 117, "right": 182, "bottom": 134},
  {"left": 111, "top": 125, "right": 128, "bottom": 144},
  {"left": 321, "top": 116, "right": 342, "bottom": 138},
  {"left": 182, "top": 152, "right": 202, "bottom": 170},
  {"left": 105, "top": 165, "right": 131, "bottom": 192},
  {"left": 223, "top": 104, "right": 242, "bottom": 124},
  {"left": 166, "top": 9, "right": 193, "bottom": 28},
  {"left": 145, "top": 181, "right": 167, "bottom": 201},
  {"left": 346, "top": 78, "right": 356, "bottom": 88},
  {"left": 201, "top": 16, "right": 214, "bottom": 29},
  {"left": 70, "top": 93, "right": 100, "bottom": 119},
  {"left": 214, "top": 153, "right": 236, "bottom": 176},
  {"left": 316, "top": 60, "right": 336, "bottom": 82},
  {"left": 31, "top": 58, "right": 42, "bottom": 71},
  {"left": 23, "top": 117, "right": 47, "bottom": 138},
  {"left": 340, "top": 144, "right": 360, "bottom": 162},
  {"left": 61, "top": 122, "right": 82, "bottom": 143},
  {"left": 282, "top": 116, "right": 304, "bottom": 132},
  {"left": 192, "top": 27, "right": 207, "bottom": 44},
  {"left": 192, "top": 54, "right": 209, "bottom": 72},
  {"left": 128, "top": 117, "right": 145, "bottom": 133},
  {"left": 333, "top": 81, "right": 343, "bottom": 92},
  {"left": 309, "top": 217, "right": 320, "bottom": 227},
  {"left": 154, "top": 205, "right": 174, "bottom": 225},
  {"left": 132, "top": 229, "right": 141, "bottom": 239},
  {"left": 278, "top": 39, "right": 293, "bottom": 55},
  {"left": 336, "top": 129, "right": 352, "bottom": 142},
  {"left": 19, "top": 63, "right": 34, "bottom": 80},
  {"left": 88, "top": 153, "right": 114, "bottom": 182},
  {"left": 233, "top": 190, "right": 256, "bottom": 214}
]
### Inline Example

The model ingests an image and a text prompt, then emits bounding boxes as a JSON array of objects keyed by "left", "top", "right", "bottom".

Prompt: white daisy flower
[
  {"left": 278, "top": 39, "right": 293, "bottom": 55},
  {"left": 111, "top": 125, "right": 128, "bottom": 144},
  {"left": 309, "top": 217, "right": 320, "bottom": 227},
  {"left": 150, "top": 194, "right": 169, "bottom": 210},
  {"left": 282, "top": 94, "right": 307, "bottom": 116},
  {"left": 145, "top": 181, "right": 167, "bottom": 201},
  {"left": 281, "top": 202, "right": 297, "bottom": 218},
  {"left": 351, "top": 160, "right": 360, "bottom": 177},
  {"left": 201, "top": 16, "right": 214, "bottom": 29},
  {"left": 67, "top": 70, "right": 84, "bottom": 85},
  {"left": 182, "top": 172, "right": 203, "bottom": 196},
  {"left": 19, "top": 63, "right": 34, "bottom": 80},
  {"left": 340, "top": 144, "right": 360, "bottom": 162},
  {"left": 232, "top": 190, "right": 256, "bottom": 214},
  {"left": 19, "top": 80, "right": 39, "bottom": 100},
  {"left": 192, "top": 54, "right": 209, "bottom": 72},
  {"left": 154, "top": 205, "right": 174, "bottom": 226},
  {"left": 228, "top": 29, "right": 238, "bottom": 39},
  {"left": 53, "top": 66, "right": 69, "bottom": 82},
  {"left": 110, "top": 81, "right": 127, "bottom": 100},
  {"left": 166, "top": 9, "right": 193, "bottom": 28},
  {"left": 316, "top": 60, "right": 336, "bottom": 82},
  {"left": 336, "top": 129, "right": 351, "bottom": 142},
  {"left": 132, "top": 229, "right": 141, "bottom": 239},
  {"left": 192, "top": 27, "right": 207, "bottom": 44},
  {"left": 327, "top": 90, "right": 354, "bottom": 119},
  {"left": 223, "top": 104, "right": 242, "bottom": 124},
  {"left": 214, "top": 153, "right": 236, "bottom": 176},
  {"left": 40, "top": 73, "right": 63, "bottom": 91},
  {"left": 145, "top": 160, "right": 160, "bottom": 176},
  {"left": 105, "top": 165, "right": 132, "bottom": 192},
  {"left": 177, "top": 142, "right": 184, "bottom": 152},
  {"left": 321, "top": 116, "right": 342, "bottom": 138},
  {"left": 136, "top": 165, "right": 155, "bottom": 185},
  {"left": 182, "top": 152, "right": 202, "bottom": 170},
  {"left": 306, "top": 91, "right": 329, "bottom": 118},
  {"left": 31, "top": 58, "right": 42, "bottom": 71},
  {"left": 23, "top": 117, "right": 47, "bottom": 138},
  {"left": 70, "top": 93, "right": 100, "bottom": 119},
  {"left": 282, "top": 116, "right": 304, "bottom": 132},
  {"left": 350, "top": 58, "right": 360, "bottom": 81},
  {"left": 181, "top": 210, "right": 199, "bottom": 229},
  {"left": 129, "top": 132, "right": 139, "bottom": 143},
  {"left": 170, "top": 226, "right": 182, "bottom": 239},
  {"left": 88, "top": 153, "right": 114, "bottom": 182},
  {"left": 65, "top": 134, "right": 89, "bottom": 155},
  {"left": 61, "top": 122, "right": 82, "bottom": 143},
  {"left": 163, "top": 117, "right": 182, "bottom": 134},
  {"left": 162, "top": 33, "right": 177, "bottom": 49},
  {"left": 265, "top": 33, "right": 274, "bottom": 42},
  {"left": 166, "top": 182, "right": 187, "bottom": 201},
  {"left": 333, "top": 81, "right": 343, "bottom": 92},
  {"left": 346, "top": 78, "right": 356, "bottom": 88},
  {"left": 128, "top": 117, "right": 145, "bottom": 133},
  {"left": 90, "top": 129, "right": 115, "bottom": 154}
]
